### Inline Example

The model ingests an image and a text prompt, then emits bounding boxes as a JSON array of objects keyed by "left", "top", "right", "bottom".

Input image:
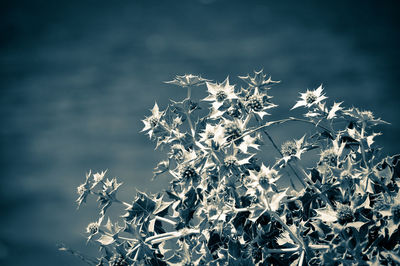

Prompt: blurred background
[{"left": 1, "top": 0, "right": 399, "bottom": 265}]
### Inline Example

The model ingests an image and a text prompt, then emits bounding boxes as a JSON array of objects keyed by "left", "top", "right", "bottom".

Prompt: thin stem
[
  {"left": 129, "top": 244, "right": 140, "bottom": 255},
  {"left": 243, "top": 111, "right": 253, "bottom": 128},
  {"left": 145, "top": 231, "right": 178, "bottom": 243},
  {"left": 298, "top": 250, "right": 305, "bottom": 266},
  {"left": 187, "top": 86, "right": 191, "bottom": 99},
  {"left": 185, "top": 86, "right": 196, "bottom": 138},
  {"left": 229, "top": 117, "right": 334, "bottom": 145},
  {"left": 146, "top": 229, "right": 200, "bottom": 244},
  {"left": 113, "top": 199, "right": 132, "bottom": 208},
  {"left": 155, "top": 216, "right": 177, "bottom": 226},
  {"left": 133, "top": 245, "right": 141, "bottom": 261},
  {"left": 309, "top": 244, "right": 330, "bottom": 250},
  {"left": 118, "top": 236, "right": 139, "bottom": 243},
  {"left": 266, "top": 247, "right": 301, "bottom": 254}
]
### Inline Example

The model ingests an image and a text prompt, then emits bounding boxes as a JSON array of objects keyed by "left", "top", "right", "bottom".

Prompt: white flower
[
  {"left": 203, "top": 77, "right": 238, "bottom": 109},
  {"left": 318, "top": 136, "right": 346, "bottom": 168},
  {"left": 198, "top": 123, "right": 225, "bottom": 147},
  {"left": 343, "top": 107, "right": 389, "bottom": 126},
  {"left": 165, "top": 74, "right": 209, "bottom": 87},
  {"left": 280, "top": 136, "right": 307, "bottom": 163},
  {"left": 93, "top": 170, "right": 107, "bottom": 183},
  {"left": 141, "top": 102, "right": 164, "bottom": 138},
  {"left": 239, "top": 69, "right": 279, "bottom": 90},
  {"left": 245, "top": 90, "right": 277, "bottom": 119},
  {"left": 292, "top": 85, "right": 327, "bottom": 109},
  {"left": 248, "top": 164, "right": 281, "bottom": 193}
]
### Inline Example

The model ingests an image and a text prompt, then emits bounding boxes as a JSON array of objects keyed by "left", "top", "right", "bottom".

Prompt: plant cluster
[{"left": 62, "top": 71, "right": 400, "bottom": 265}]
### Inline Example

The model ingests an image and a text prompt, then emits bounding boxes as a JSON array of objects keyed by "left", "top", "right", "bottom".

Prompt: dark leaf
[{"left": 123, "top": 192, "right": 156, "bottom": 222}]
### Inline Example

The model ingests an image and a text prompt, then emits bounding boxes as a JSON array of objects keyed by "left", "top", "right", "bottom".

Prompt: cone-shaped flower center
[
  {"left": 216, "top": 91, "right": 227, "bottom": 102},
  {"left": 281, "top": 141, "right": 297, "bottom": 157},
  {"left": 247, "top": 96, "right": 263, "bottom": 112},
  {"left": 305, "top": 92, "right": 317, "bottom": 104},
  {"left": 337, "top": 206, "right": 354, "bottom": 225}
]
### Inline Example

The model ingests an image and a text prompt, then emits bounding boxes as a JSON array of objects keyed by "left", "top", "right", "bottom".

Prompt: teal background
[{"left": 1, "top": 0, "right": 399, "bottom": 265}]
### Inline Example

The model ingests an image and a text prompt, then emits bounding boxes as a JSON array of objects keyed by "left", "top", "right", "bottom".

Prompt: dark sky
[{"left": 1, "top": 0, "right": 399, "bottom": 265}]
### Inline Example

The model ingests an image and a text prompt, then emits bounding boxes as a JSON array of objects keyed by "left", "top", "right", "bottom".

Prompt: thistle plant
[{"left": 62, "top": 70, "right": 400, "bottom": 265}]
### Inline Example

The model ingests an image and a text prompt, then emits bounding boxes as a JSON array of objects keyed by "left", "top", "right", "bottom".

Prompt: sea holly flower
[
  {"left": 93, "top": 170, "right": 107, "bottom": 183},
  {"left": 318, "top": 136, "right": 346, "bottom": 168},
  {"left": 335, "top": 205, "right": 354, "bottom": 225},
  {"left": 239, "top": 69, "right": 279, "bottom": 90},
  {"left": 141, "top": 102, "right": 165, "bottom": 138},
  {"left": 280, "top": 136, "right": 308, "bottom": 163},
  {"left": 291, "top": 85, "right": 327, "bottom": 110},
  {"left": 86, "top": 216, "right": 104, "bottom": 242},
  {"left": 197, "top": 191, "right": 231, "bottom": 223},
  {"left": 314, "top": 198, "right": 369, "bottom": 230},
  {"left": 223, "top": 119, "right": 244, "bottom": 143},
  {"left": 198, "top": 123, "right": 225, "bottom": 148},
  {"left": 76, "top": 170, "right": 92, "bottom": 208},
  {"left": 377, "top": 192, "right": 400, "bottom": 226},
  {"left": 90, "top": 170, "right": 107, "bottom": 189},
  {"left": 221, "top": 118, "right": 259, "bottom": 153},
  {"left": 203, "top": 77, "right": 238, "bottom": 109},
  {"left": 245, "top": 90, "right": 277, "bottom": 119},
  {"left": 217, "top": 151, "right": 254, "bottom": 177},
  {"left": 165, "top": 74, "right": 210, "bottom": 88},
  {"left": 102, "top": 178, "right": 122, "bottom": 196},
  {"left": 97, "top": 178, "right": 123, "bottom": 216},
  {"left": 247, "top": 164, "right": 281, "bottom": 194},
  {"left": 343, "top": 107, "right": 389, "bottom": 127}
]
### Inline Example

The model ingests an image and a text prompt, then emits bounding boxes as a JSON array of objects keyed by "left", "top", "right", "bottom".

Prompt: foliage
[{"left": 62, "top": 70, "right": 400, "bottom": 265}]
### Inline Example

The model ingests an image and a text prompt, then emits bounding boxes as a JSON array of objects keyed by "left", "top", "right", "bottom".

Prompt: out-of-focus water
[{"left": 1, "top": 0, "right": 399, "bottom": 265}]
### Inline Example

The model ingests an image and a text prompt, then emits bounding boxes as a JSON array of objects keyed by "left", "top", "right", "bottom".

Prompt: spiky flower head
[
  {"left": 224, "top": 155, "right": 238, "bottom": 168},
  {"left": 198, "top": 123, "right": 225, "bottom": 147},
  {"left": 93, "top": 170, "right": 107, "bottom": 183},
  {"left": 336, "top": 205, "right": 354, "bottom": 225},
  {"left": 343, "top": 107, "right": 389, "bottom": 127},
  {"left": 292, "top": 85, "right": 327, "bottom": 109},
  {"left": 224, "top": 120, "right": 243, "bottom": 143},
  {"left": 86, "top": 222, "right": 99, "bottom": 235},
  {"left": 203, "top": 77, "right": 238, "bottom": 109},
  {"left": 281, "top": 141, "right": 298, "bottom": 157},
  {"left": 141, "top": 103, "right": 164, "bottom": 138},
  {"left": 390, "top": 193, "right": 400, "bottom": 224},
  {"left": 319, "top": 148, "right": 338, "bottom": 167},
  {"left": 165, "top": 74, "right": 210, "bottom": 88},
  {"left": 245, "top": 90, "right": 277, "bottom": 119},
  {"left": 102, "top": 178, "right": 122, "bottom": 196},
  {"left": 181, "top": 165, "right": 197, "bottom": 180},
  {"left": 319, "top": 136, "right": 345, "bottom": 168},
  {"left": 239, "top": 69, "right": 279, "bottom": 90},
  {"left": 76, "top": 170, "right": 92, "bottom": 208},
  {"left": 258, "top": 166, "right": 281, "bottom": 190},
  {"left": 392, "top": 204, "right": 400, "bottom": 224},
  {"left": 248, "top": 164, "right": 281, "bottom": 192}
]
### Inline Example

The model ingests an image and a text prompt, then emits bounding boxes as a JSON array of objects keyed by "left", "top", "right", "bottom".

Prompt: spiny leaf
[{"left": 123, "top": 192, "right": 156, "bottom": 222}]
